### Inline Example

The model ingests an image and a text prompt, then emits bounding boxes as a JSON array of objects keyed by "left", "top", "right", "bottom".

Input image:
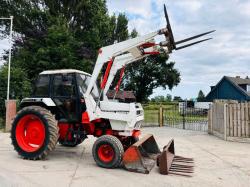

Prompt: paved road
[{"left": 0, "top": 127, "right": 250, "bottom": 187}]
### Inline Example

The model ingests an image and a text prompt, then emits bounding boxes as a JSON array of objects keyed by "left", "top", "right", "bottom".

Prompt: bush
[
  {"left": 0, "top": 117, "right": 4, "bottom": 130},
  {"left": 143, "top": 102, "right": 178, "bottom": 110}
]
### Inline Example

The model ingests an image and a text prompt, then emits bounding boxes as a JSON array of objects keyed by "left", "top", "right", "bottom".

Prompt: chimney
[{"left": 236, "top": 76, "right": 240, "bottom": 78}]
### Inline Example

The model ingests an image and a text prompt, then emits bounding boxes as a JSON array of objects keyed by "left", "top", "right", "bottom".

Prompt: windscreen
[{"left": 76, "top": 74, "right": 100, "bottom": 100}]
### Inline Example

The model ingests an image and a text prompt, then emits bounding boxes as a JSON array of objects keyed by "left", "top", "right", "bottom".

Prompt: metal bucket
[{"left": 123, "top": 134, "right": 160, "bottom": 174}]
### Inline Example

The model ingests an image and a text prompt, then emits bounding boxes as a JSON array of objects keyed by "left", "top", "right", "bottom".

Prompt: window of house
[{"left": 247, "top": 85, "right": 250, "bottom": 92}]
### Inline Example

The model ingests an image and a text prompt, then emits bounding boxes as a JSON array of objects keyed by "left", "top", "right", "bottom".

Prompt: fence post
[
  {"left": 246, "top": 103, "right": 249, "bottom": 137},
  {"left": 208, "top": 104, "right": 213, "bottom": 134},
  {"left": 223, "top": 104, "right": 228, "bottom": 140},
  {"left": 159, "top": 106, "right": 164, "bottom": 127},
  {"left": 182, "top": 102, "right": 185, "bottom": 129}
]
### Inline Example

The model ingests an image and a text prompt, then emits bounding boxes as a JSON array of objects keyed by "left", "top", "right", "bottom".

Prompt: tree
[
  {"left": 197, "top": 90, "right": 205, "bottom": 102},
  {"left": 166, "top": 94, "right": 172, "bottom": 102},
  {"left": 0, "top": 0, "right": 117, "bottom": 81},
  {"left": 0, "top": 65, "right": 31, "bottom": 118},
  {"left": 11, "top": 16, "right": 94, "bottom": 81},
  {"left": 0, "top": 0, "right": 181, "bottom": 104},
  {"left": 130, "top": 28, "right": 138, "bottom": 39},
  {"left": 123, "top": 54, "right": 180, "bottom": 102},
  {"left": 150, "top": 94, "right": 172, "bottom": 103},
  {"left": 115, "top": 14, "right": 129, "bottom": 43},
  {"left": 153, "top": 96, "right": 165, "bottom": 103},
  {"left": 0, "top": 0, "right": 123, "bottom": 119},
  {"left": 120, "top": 27, "right": 181, "bottom": 102},
  {"left": 173, "top": 96, "right": 183, "bottom": 102}
]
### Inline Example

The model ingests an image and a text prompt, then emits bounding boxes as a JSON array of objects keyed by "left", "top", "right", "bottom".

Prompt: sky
[
  {"left": 106, "top": 0, "right": 250, "bottom": 99},
  {"left": 1, "top": 0, "right": 250, "bottom": 100}
]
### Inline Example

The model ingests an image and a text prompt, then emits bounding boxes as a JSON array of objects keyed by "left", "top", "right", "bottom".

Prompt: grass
[
  {"left": 144, "top": 109, "right": 159, "bottom": 124},
  {"left": 143, "top": 103, "right": 208, "bottom": 125}
]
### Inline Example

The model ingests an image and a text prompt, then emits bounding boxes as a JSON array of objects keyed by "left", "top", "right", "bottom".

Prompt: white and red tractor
[{"left": 10, "top": 5, "right": 214, "bottom": 174}]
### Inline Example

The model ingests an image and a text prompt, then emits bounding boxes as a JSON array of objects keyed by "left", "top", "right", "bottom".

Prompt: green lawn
[
  {"left": 144, "top": 109, "right": 159, "bottom": 124},
  {"left": 143, "top": 104, "right": 208, "bottom": 125}
]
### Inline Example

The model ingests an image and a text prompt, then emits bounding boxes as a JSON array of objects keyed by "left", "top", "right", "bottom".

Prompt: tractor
[{"left": 10, "top": 5, "right": 214, "bottom": 174}]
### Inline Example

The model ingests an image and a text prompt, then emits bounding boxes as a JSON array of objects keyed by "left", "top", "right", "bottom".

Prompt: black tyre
[
  {"left": 92, "top": 135, "right": 124, "bottom": 168},
  {"left": 11, "top": 106, "right": 59, "bottom": 160}
]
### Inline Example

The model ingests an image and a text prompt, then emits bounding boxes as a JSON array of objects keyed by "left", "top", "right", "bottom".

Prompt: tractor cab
[{"left": 22, "top": 69, "right": 99, "bottom": 123}]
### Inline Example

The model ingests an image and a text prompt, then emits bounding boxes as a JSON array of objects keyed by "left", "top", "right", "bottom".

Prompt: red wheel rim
[
  {"left": 15, "top": 114, "right": 45, "bottom": 152},
  {"left": 97, "top": 144, "right": 114, "bottom": 163}
]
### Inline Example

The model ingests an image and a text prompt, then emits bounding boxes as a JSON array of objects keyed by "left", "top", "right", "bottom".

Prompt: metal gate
[{"left": 164, "top": 106, "right": 208, "bottom": 132}]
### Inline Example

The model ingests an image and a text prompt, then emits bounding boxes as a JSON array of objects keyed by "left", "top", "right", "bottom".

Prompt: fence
[
  {"left": 143, "top": 109, "right": 159, "bottom": 127},
  {"left": 209, "top": 101, "right": 250, "bottom": 142},
  {"left": 143, "top": 105, "right": 208, "bottom": 132},
  {"left": 164, "top": 106, "right": 208, "bottom": 131}
]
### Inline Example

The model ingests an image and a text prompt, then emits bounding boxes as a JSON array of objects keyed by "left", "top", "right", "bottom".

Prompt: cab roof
[{"left": 40, "top": 69, "right": 91, "bottom": 76}]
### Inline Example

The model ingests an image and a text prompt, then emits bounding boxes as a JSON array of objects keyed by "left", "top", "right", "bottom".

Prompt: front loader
[{"left": 11, "top": 4, "right": 213, "bottom": 174}]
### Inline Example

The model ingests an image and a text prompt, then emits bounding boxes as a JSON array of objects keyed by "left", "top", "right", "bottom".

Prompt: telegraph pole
[
  {"left": 0, "top": 16, "right": 13, "bottom": 100},
  {"left": 1, "top": 16, "right": 14, "bottom": 132}
]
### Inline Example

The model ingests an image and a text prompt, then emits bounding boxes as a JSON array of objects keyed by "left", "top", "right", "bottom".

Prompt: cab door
[{"left": 52, "top": 73, "right": 80, "bottom": 122}]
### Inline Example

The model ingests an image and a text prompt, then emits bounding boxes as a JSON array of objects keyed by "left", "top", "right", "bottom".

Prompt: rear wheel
[
  {"left": 92, "top": 135, "right": 124, "bottom": 168},
  {"left": 11, "top": 106, "right": 59, "bottom": 160}
]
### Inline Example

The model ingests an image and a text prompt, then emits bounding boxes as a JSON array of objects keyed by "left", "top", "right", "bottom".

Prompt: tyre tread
[
  {"left": 11, "top": 106, "right": 59, "bottom": 160},
  {"left": 92, "top": 135, "right": 124, "bottom": 168}
]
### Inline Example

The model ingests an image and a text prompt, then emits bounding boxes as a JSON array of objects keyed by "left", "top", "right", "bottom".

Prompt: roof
[
  {"left": 226, "top": 76, "right": 250, "bottom": 97},
  {"left": 227, "top": 76, "right": 250, "bottom": 85},
  {"left": 40, "top": 69, "right": 91, "bottom": 76},
  {"left": 207, "top": 76, "right": 250, "bottom": 99},
  {"left": 107, "top": 90, "right": 136, "bottom": 101}
]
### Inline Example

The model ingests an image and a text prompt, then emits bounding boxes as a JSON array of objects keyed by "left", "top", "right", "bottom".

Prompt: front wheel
[{"left": 92, "top": 135, "right": 124, "bottom": 168}]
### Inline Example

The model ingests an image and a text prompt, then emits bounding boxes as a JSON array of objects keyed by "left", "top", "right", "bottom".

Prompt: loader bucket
[
  {"left": 157, "top": 139, "right": 194, "bottom": 177},
  {"left": 123, "top": 134, "right": 161, "bottom": 174}
]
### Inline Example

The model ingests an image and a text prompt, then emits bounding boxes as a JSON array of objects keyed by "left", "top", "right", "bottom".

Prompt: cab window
[
  {"left": 76, "top": 74, "right": 99, "bottom": 100},
  {"left": 53, "top": 74, "right": 76, "bottom": 97},
  {"left": 33, "top": 75, "right": 50, "bottom": 97}
]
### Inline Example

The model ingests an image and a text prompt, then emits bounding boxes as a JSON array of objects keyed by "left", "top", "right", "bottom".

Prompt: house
[
  {"left": 107, "top": 90, "right": 136, "bottom": 103},
  {"left": 206, "top": 76, "right": 250, "bottom": 102}
]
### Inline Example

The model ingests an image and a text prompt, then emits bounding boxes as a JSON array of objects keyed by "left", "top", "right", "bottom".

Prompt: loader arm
[
  {"left": 83, "top": 30, "right": 167, "bottom": 122},
  {"left": 103, "top": 53, "right": 148, "bottom": 100},
  {"left": 83, "top": 4, "right": 214, "bottom": 133},
  {"left": 85, "top": 30, "right": 162, "bottom": 97}
]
